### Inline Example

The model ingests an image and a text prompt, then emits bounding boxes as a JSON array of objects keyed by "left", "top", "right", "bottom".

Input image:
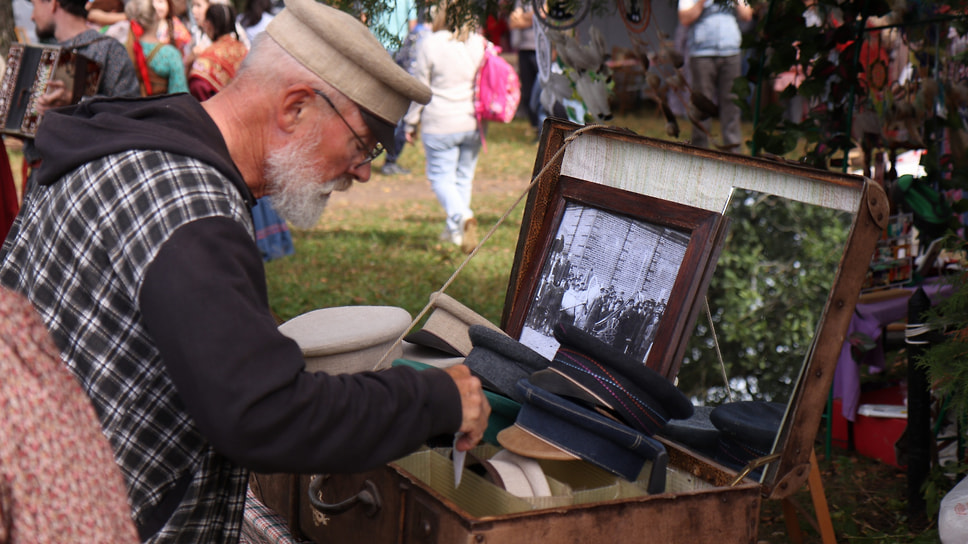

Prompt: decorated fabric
[
  {"left": 251, "top": 197, "right": 294, "bottom": 262},
  {"left": 0, "top": 288, "right": 140, "bottom": 543},
  {"left": 189, "top": 35, "right": 248, "bottom": 95},
  {"left": 160, "top": 16, "right": 193, "bottom": 55}
]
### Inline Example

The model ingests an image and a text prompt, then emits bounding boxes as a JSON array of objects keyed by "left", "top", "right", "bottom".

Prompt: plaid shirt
[{"left": 0, "top": 149, "right": 254, "bottom": 542}]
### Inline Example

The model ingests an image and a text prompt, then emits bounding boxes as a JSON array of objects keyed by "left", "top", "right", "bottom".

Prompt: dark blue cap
[
  {"left": 544, "top": 323, "right": 693, "bottom": 435},
  {"left": 658, "top": 405, "right": 719, "bottom": 455},
  {"left": 709, "top": 401, "right": 785, "bottom": 474},
  {"left": 464, "top": 325, "right": 550, "bottom": 402},
  {"left": 498, "top": 379, "right": 668, "bottom": 487}
]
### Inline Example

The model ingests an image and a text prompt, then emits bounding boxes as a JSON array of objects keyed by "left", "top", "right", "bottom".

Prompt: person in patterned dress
[{"left": 0, "top": 287, "right": 140, "bottom": 543}]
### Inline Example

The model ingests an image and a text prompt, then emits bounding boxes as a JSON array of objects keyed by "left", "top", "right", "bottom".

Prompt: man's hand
[
  {"left": 36, "top": 80, "right": 72, "bottom": 115},
  {"left": 87, "top": 8, "right": 126, "bottom": 26},
  {"left": 508, "top": 7, "right": 533, "bottom": 29},
  {"left": 442, "top": 364, "right": 490, "bottom": 451}
]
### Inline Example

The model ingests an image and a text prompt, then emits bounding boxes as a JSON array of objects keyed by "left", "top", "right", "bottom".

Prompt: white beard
[{"left": 264, "top": 135, "right": 354, "bottom": 229}]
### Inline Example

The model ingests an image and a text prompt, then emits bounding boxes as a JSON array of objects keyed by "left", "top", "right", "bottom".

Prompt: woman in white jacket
[{"left": 403, "top": 3, "right": 486, "bottom": 253}]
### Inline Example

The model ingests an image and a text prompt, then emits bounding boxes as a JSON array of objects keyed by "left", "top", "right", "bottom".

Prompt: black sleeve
[{"left": 139, "top": 217, "right": 462, "bottom": 473}]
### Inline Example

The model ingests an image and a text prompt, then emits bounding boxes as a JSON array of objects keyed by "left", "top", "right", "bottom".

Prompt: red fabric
[
  {"left": 130, "top": 21, "right": 153, "bottom": 96},
  {"left": 485, "top": 16, "right": 508, "bottom": 50},
  {"left": 188, "top": 77, "right": 218, "bottom": 102},
  {"left": 0, "top": 146, "right": 19, "bottom": 241}
]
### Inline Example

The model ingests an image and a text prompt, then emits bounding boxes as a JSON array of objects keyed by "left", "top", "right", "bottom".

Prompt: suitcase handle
[{"left": 307, "top": 474, "right": 383, "bottom": 518}]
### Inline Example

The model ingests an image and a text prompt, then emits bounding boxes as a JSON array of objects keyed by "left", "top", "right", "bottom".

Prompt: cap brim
[
  {"left": 403, "top": 329, "right": 465, "bottom": 357},
  {"left": 529, "top": 368, "right": 609, "bottom": 410},
  {"left": 360, "top": 108, "right": 397, "bottom": 153},
  {"left": 497, "top": 424, "right": 580, "bottom": 461}
]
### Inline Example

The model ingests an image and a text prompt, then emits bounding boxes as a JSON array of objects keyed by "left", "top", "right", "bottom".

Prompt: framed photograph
[{"left": 504, "top": 175, "right": 726, "bottom": 375}]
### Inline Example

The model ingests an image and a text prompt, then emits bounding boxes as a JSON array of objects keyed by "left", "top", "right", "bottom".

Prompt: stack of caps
[
  {"left": 497, "top": 324, "right": 693, "bottom": 489},
  {"left": 462, "top": 325, "right": 551, "bottom": 403},
  {"left": 475, "top": 449, "right": 553, "bottom": 498}
]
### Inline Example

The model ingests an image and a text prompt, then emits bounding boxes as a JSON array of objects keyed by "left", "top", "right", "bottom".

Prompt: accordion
[{"left": 0, "top": 44, "right": 102, "bottom": 138}]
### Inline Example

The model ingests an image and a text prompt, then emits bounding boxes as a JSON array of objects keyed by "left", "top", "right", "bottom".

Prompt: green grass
[{"left": 264, "top": 189, "right": 523, "bottom": 324}]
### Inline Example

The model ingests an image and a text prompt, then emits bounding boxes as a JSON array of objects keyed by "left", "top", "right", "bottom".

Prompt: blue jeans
[
  {"left": 422, "top": 130, "right": 481, "bottom": 234},
  {"left": 384, "top": 119, "right": 409, "bottom": 163}
]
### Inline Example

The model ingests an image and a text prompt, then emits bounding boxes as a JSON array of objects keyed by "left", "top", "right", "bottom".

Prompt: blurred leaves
[{"left": 678, "top": 190, "right": 852, "bottom": 404}]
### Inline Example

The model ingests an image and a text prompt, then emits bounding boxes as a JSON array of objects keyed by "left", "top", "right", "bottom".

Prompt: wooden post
[
  {"left": 782, "top": 449, "right": 836, "bottom": 544},
  {"left": 907, "top": 287, "right": 931, "bottom": 519}
]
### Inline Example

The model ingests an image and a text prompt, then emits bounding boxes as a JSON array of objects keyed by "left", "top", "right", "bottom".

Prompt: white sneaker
[{"left": 439, "top": 228, "right": 462, "bottom": 246}]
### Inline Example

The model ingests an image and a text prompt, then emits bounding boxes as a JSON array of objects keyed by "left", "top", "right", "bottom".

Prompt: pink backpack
[{"left": 474, "top": 43, "right": 522, "bottom": 125}]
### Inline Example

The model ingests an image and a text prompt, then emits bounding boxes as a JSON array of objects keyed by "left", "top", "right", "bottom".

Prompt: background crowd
[{"left": 6, "top": 0, "right": 293, "bottom": 262}]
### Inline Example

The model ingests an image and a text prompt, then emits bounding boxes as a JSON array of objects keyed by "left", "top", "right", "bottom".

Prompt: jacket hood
[{"left": 32, "top": 94, "right": 254, "bottom": 206}]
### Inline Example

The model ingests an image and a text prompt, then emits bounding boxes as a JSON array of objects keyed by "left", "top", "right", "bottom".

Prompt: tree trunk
[
  {"left": 0, "top": 0, "right": 14, "bottom": 60},
  {"left": 0, "top": 0, "right": 16, "bottom": 63}
]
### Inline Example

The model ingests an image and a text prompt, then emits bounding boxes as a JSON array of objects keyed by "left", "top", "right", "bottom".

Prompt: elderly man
[{"left": 0, "top": 0, "right": 490, "bottom": 541}]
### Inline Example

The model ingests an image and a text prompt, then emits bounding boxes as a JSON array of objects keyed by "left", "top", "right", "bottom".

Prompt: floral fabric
[{"left": 0, "top": 289, "right": 139, "bottom": 543}]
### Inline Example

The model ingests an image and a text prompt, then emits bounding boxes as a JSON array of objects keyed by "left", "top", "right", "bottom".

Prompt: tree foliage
[
  {"left": 1, "top": 1, "right": 15, "bottom": 60},
  {"left": 677, "top": 189, "right": 851, "bottom": 405}
]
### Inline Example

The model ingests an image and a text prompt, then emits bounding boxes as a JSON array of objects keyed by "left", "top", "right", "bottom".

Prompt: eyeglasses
[{"left": 312, "top": 89, "right": 384, "bottom": 168}]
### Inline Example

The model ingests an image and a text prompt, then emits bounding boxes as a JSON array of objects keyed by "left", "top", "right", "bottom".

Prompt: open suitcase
[{"left": 250, "top": 119, "right": 888, "bottom": 543}]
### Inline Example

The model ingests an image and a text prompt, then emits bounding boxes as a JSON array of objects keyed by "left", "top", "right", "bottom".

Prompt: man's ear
[{"left": 277, "top": 85, "right": 316, "bottom": 134}]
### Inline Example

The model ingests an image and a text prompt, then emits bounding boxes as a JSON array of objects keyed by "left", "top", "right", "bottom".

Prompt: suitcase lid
[{"left": 500, "top": 120, "right": 887, "bottom": 499}]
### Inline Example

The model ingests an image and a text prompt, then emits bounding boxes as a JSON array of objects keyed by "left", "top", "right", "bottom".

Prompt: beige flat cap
[
  {"left": 266, "top": 0, "right": 432, "bottom": 149},
  {"left": 279, "top": 305, "right": 413, "bottom": 374},
  {"left": 404, "top": 292, "right": 506, "bottom": 357}
]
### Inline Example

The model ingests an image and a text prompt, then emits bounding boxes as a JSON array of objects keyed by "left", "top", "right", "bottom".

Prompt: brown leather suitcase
[{"left": 253, "top": 120, "right": 888, "bottom": 543}]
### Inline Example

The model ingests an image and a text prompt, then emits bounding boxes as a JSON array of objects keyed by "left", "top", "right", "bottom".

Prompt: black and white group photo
[{"left": 519, "top": 202, "right": 691, "bottom": 363}]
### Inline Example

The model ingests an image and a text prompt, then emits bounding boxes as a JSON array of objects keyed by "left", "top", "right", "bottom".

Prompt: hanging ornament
[
  {"left": 532, "top": 0, "right": 590, "bottom": 30},
  {"left": 617, "top": 0, "right": 651, "bottom": 34},
  {"left": 535, "top": 13, "right": 553, "bottom": 85}
]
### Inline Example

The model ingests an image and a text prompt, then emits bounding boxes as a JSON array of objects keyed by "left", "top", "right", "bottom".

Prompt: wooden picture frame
[
  {"left": 504, "top": 175, "right": 726, "bottom": 374},
  {"left": 501, "top": 119, "right": 888, "bottom": 496}
]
